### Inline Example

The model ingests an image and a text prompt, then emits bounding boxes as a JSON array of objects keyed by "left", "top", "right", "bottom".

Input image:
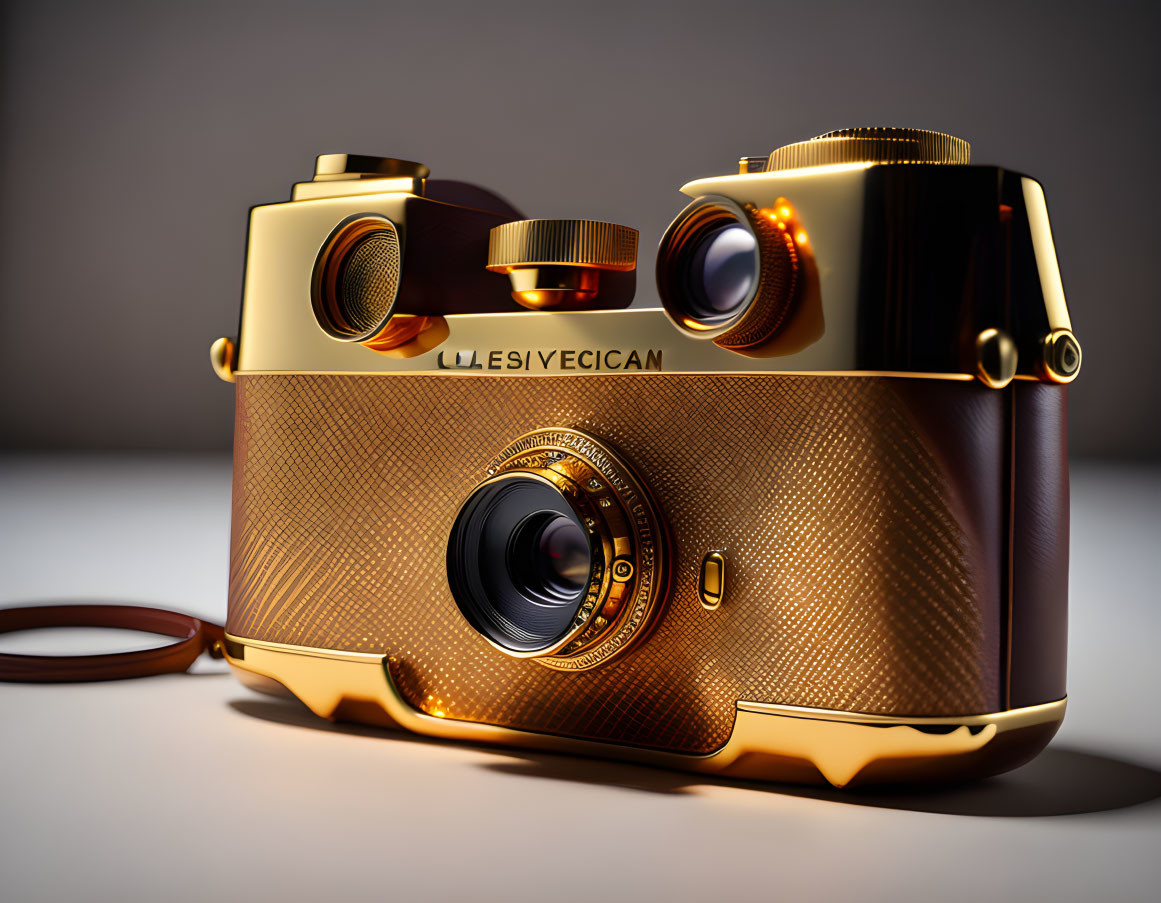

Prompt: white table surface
[{"left": 2, "top": 454, "right": 1159, "bottom": 902}]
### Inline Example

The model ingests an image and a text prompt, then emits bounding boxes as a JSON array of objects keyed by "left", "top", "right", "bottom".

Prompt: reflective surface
[
  {"left": 448, "top": 476, "right": 591, "bottom": 653},
  {"left": 687, "top": 223, "right": 758, "bottom": 321},
  {"left": 224, "top": 633, "right": 1066, "bottom": 788},
  {"left": 441, "top": 428, "right": 667, "bottom": 671},
  {"left": 236, "top": 162, "right": 1075, "bottom": 381},
  {"left": 509, "top": 511, "right": 590, "bottom": 602}
]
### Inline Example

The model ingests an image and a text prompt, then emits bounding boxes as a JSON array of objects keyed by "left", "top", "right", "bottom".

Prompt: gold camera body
[{"left": 217, "top": 130, "right": 1078, "bottom": 788}]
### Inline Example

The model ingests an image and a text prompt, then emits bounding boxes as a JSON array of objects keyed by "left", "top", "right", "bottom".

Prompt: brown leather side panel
[
  {"left": 227, "top": 373, "right": 1004, "bottom": 753},
  {"left": 886, "top": 377, "right": 1007, "bottom": 692},
  {"left": 1010, "top": 383, "right": 1069, "bottom": 706}
]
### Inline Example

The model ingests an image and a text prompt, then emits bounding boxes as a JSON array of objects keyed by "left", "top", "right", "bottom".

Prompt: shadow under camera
[{"left": 229, "top": 696, "right": 1161, "bottom": 818}]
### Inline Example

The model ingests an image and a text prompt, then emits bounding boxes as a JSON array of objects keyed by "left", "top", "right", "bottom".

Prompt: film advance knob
[{"left": 486, "top": 219, "right": 638, "bottom": 309}]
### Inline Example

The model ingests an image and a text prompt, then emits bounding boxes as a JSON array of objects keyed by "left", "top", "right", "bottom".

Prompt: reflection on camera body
[{"left": 215, "top": 129, "right": 1080, "bottom": 788}]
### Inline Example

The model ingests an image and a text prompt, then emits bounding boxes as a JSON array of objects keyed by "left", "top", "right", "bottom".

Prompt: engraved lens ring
[{"left": 447, "top": 429, "right": 669, "bottom": 671}]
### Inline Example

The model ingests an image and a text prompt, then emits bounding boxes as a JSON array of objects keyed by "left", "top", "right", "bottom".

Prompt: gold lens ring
[
  {"left": 475, "top": 428, "right": 669, "bottom": 671},
  {"left": 657, "top": 195, "right": 800, "bottom": 350}
]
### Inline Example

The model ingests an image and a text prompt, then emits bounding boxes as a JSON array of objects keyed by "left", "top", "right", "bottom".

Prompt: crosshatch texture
[{"left": 227, "top": 373, "right": 1003, "bottom": 754}]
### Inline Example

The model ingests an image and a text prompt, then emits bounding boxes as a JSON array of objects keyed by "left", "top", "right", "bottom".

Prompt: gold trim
[
  {"left": 291, "top": 176, "right": 425, "bottom": 202},
  {"left": 313, "top": 154, "right": 429, "bottom": 181},
  {"left": 225, "top": 633, "right": 1065, "bottom": 789},
  {"left": 232, "top": 367, "right": 975, "bottom": 380},
  {"left": 228, "top": 359, "right": 979, "bottom": 378},
  {"left": 1021, "top": 178, "right": 1071, "bottom": 332}
]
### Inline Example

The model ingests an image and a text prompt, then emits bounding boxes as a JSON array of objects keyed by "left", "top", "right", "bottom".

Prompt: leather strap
[{"left": 0, "top": 604, "right": 225, "bottom": 682}]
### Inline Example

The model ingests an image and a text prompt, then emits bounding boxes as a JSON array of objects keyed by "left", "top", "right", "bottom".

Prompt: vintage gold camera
[{"left": 214, "top": 129, "right": 1080, "bottom": 788}]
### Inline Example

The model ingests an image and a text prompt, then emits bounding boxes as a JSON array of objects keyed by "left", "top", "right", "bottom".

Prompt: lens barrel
[
  {"left": 448, "top": 475, "right": 594, "bottom": 653},
  {"left": 508, "top": 511, "right": 592, "bottom": 602},
  {"left": 656, "top": 195, "right": 800, "bottom": 350},
  {"left": 683, "top": 221, "right": 759, "bottom": 322},
  {"left": 447, "top": 429, "right": 669, "bottom": 670}
]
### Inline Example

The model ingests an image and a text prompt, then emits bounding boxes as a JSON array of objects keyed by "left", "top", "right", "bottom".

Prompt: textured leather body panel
[
  {"left": 1010, "top": 383, "right": 1069, "bottom": 707},
  {"left": 228, "top": 373, "right": 1007, "bottom": 754}
]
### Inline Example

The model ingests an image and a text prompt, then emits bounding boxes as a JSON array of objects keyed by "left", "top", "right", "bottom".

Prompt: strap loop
[{"left": 0, "top": 604, "right": 225, "bottom": 682}]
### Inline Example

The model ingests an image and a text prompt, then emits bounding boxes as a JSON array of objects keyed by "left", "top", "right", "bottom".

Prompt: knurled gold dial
[
  {"left": 487, "top": 219, "right": 638, "bottom": 309},
  {"left": 766, "top": 127, "right": 970, "bottom": 171},
  {"left": 488, "top": 219, "right": 637, "bottom": 270}
]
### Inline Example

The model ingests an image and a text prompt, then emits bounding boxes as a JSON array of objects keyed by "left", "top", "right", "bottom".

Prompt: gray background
[{"left": 1, "top": 0, "right": 1158, "bottom": 459}]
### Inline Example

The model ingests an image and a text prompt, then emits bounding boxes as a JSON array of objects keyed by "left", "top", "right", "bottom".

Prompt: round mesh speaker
[
  {"left": 338, "top": 231, "right": 401, "bottom": 334},
  {"left": 313, "top": 217, "right": 402, "bottom": 341}
]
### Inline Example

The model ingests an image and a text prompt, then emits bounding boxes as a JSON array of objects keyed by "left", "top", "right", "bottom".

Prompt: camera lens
[
  {"left": 507, "top": 512, "right": 591, "bottom": 602},
  {"left": 687, "top": 223, "right": 759, "bottom": 321},
  {"left": 449, "top": 429, "right": 669, "bottom": 670},
  {"left": 657, "top": 195, "right": 799, "bottom": 349},
  {"left": 447, "top": 476, "right": 594, "bottom": 654},
  {"left": 657, "top": 198, "right": 760, "bottom": 332}
]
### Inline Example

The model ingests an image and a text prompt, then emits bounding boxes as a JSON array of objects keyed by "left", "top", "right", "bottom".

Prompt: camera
[{"left": 214, "top": 128, "right": 1080, "bottom": 788}]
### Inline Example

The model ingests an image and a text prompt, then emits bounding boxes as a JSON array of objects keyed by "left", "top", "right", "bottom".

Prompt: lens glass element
[
  {"left": 507, "top": 512, "right": 590, "bottom": 603},
  {"left": 447, "top": 477, "right": 594, "bottom": 653},
  {"left": 657, "top": 202, "right": 762, "bottom": 331},
  {"left": 690, "top": 224, "right": 758, "bottom": 318}
]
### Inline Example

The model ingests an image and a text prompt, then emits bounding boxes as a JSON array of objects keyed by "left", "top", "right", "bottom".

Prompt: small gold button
[
  {"left": 210, "top": 336, "right": 236, "bottom": 383},
  {"left": 738, "top": 155, "right": 769, "bottom": 173},
  {"left": 975, "top": 328, "right": 1017, "bottom": 389},
  {"left": 612, "top": 558, "right": 634, "bottom": 582},
  {"left": 699, "top": 550, "right": 726, "bottom": 610}
]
